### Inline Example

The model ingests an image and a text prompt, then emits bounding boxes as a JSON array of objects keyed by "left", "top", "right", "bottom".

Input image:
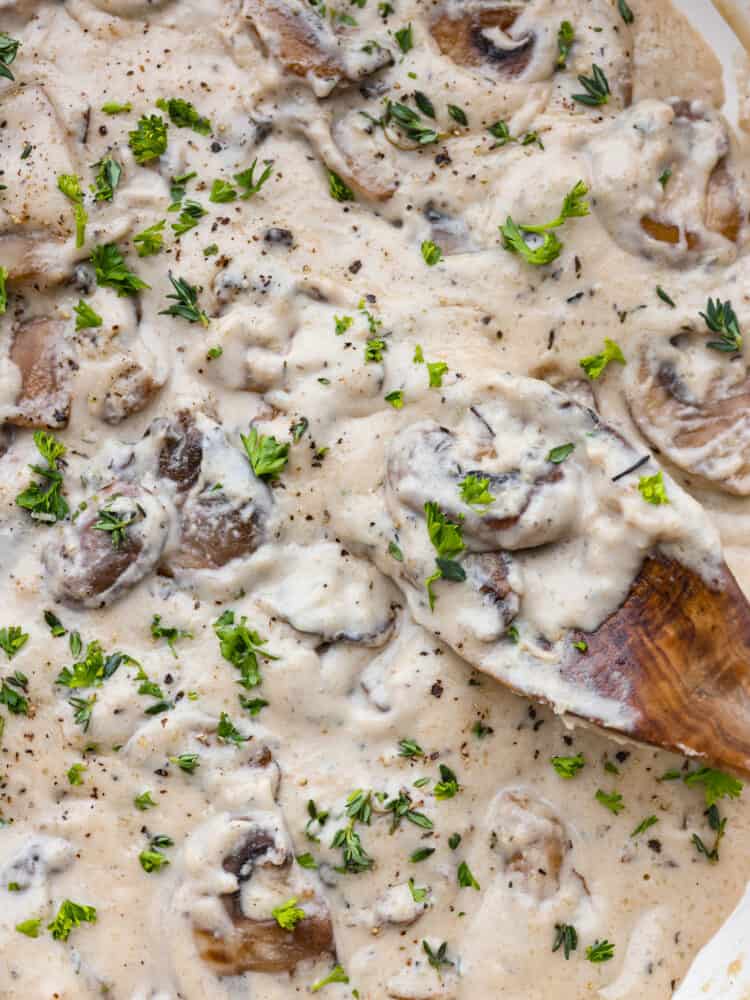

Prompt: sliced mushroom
[
  {"left": 100, "top": 362, "right": 164, "bottom": 425},
  {"left": 625, "top": 333, "right": 750, "bottom": 494},
  {"left": 431, "top": 5, "right": 534, "bottom": 77},
  {"left": 588, "top": 98, "right": 743, "bottom": 264},
  {"left": 157, "top": 416, "right": 274, "bottom": 574},
  {"left": 44, "top": 482, "right": 170, "bottom": 608},
  {"left": 193, "top": 817, "right": 335, "bottom": 976},
  {"left": 488, "top": 789, "right": 567, "bottom": 900},
  {"left": 157, "top": 412, "right": 204, "bottom": 495},
  {"left": 6, "top": 319, "right": 75, "bottom": 429},
  {"left": 246, "top": 0, "right": 391, "bottom": 95}
]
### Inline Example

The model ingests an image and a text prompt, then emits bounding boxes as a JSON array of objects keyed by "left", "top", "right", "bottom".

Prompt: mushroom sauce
[{"left": 1, "top": 0, "right": 750, "bottom": 997}]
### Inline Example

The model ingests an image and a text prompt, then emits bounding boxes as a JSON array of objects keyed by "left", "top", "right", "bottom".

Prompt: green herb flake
[
  {"left": 547, "top": 443, "right": 575, "bottom": 464},
  {"left": 47, "top": 899, "right": 97, "bottom": 941},
  {"left": 579, "top": 338, "right": 625, "bottom": 379},
  {"left": 553, "top": 922, "right": 578, "bottom": 959},
  {"left": 638, "top": 470, "right": 668, "bottom": 506},
  {"left": 551, "top": 753, "right": 585, "bottom": 779},
  {"left": 421, "top": 240, "right": 443, "bottom": 266},
  {"left": 272, "top": 897, "right": 305, "bottom": 931},
  {"left": 328, "top": 168, "right": 355, "bottom": 203},
  {"left": 156, "top": 97, "right": 211, "bottom": 135},
  {"left": 595, "top": 789, "right": 624, "bottom": 815},
  {"left": 74, "top": 299, "right": 102, "bottom": 331},
  {"left": 128, "top": 114, "right": 168, "bottom": 164}
]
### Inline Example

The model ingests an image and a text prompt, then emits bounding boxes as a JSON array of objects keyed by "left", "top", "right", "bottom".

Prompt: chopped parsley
[
  {"left": 0, "top": 671, "right": 29, "bottom": 716},
  {"left": 630, "top": 815, "right": 659, "bottom": 838},
  {"left": 213, "top": 610, "right": 276, "bottom": 690},
  {"left": 44, "top": 611, "right": 66, "bottom": 637},
  {"left": 47, "top": 900, "right": 97, "bottom": 941},
  {"left": 638, "top": 471, "right": 668, "bottom": 505},
  {"left": 385, "top": 389, "right": 404, "bottom": 409},
  {"left": 0, "top": 626, "right": 28, "bottom": 661},
  {"left": 692, "top": 804, "right": 727, "bottom": 863},
  {"left": 457, "top": 860, "right": 480, "bottom": 889},
  {"left": 331, "top": 821, "right": 374, "bottom": 872},
  {"left": 311, "top": 965, "right": 349, "bottom": 992},
  {"left": 15, "top": 918, "right": 41, "bottom": 938},
  {"left": 547, "top": 443, "right": 575, "bottom": 464},
  {"left": 128, "top": 114, "right": 168, "bottom": 164},
  {"left": 241, "top": 427, "right": 289, "bottom": 479},
  {"left": 595, "top": 789, "right": 624, "bottom": 815},
  {"left": 658, "top": 167, "right": 672, "bottom": 188},
  {"left": 133, "top": 220, "right": 165, "bottom": 257},
  {"left": 579, "top": 338, "right": 625, "bottom": 379},
  {"left": 171, "top": 199, "right": 206, "bottom": 236},
  {"left": 328, "top": 169, "right": 355, "bottom": 203},
  {"left": 0, "top": 266, "right": 7, "bottom": 315},
  {"left": 501, "top": 181, "right": 589, "bottom": 266},
  {"left": 234, "top": 159, "right": 274, "bottom": 199},
  {"left": 410, "top": 846, "right": 435, "bottom": 862},
  {"left": 421, "top": 240, "right": 443, "bottom": 266},
  {"left": 408, "top": 877, "right": 428, "bottom": 903},
  {"left": 150, "top": 615, "right": 192, "bottom": 657},
  {"left": 57, "top": 173, "right": 87, "bottom": 248},
  {"left": 423, "top": 940, "right": 453, "bottom": 971},
  {"left": 551, "top": 753, "right": 585, "bottom": 779},
  {"left": 618, "top": 0, "right": 634, "bottom": 24},
  {"left": 683, "top": 767, "right": 743, "bottom": 807},
  {"left": 209, "top": 179, "right": 236, "bottom": 203},
  {"left": 423, "top": 501, "right": 466, "bottom": 609},
  {"left": 15, "top": 431, "right": 69, "bottom": 525},
  {"left": 67, "top": 763, "right": 86, "bottom": 786},
  {"left": 0, "top": 34, "right": 21, "bottom": 82},
  {"left": 101, "top": 101, "right": 132, "bottom": 115},
  {"left": 69, "top": 694, "right": 96, "bottom": 731},
  {"left": 556, "top": 21, "right": 574, "bottom": 68},
  {"left": 459, "top": 473, "right": 495, "bottom": 510},
  {"left": 139, "top": 848, "right": 170, "bottom": 873},
  {"left": 385, "top": 100, "right": 439, "bottom": 144},
  {"left": 217, "top": 711, "right": 248, "bottom": 745},
  {"left": 156, "top": 97, "right": 211, "bottom": 135},
  {"left": 91, "top": 243, "right": 150, "bottom": 296},
  {"left": 448, "top": 104, "right": 468, "bottom": 126},
  {"left": 656, "top": 285, "right": 675, "bottom": 307},
  {"left": 434, "top": 764, "right": 459, "bottom": 800},
  {"left": 91, "top": 157, "right": 122, "bottom": 202},
  {"left": 170, "top": 752, "right": 200, "bottom": 773},
  {"left": 239, "top": 695, "right": 269, "bottom": 716},
  {"left": 272, "top": 897, "right": 305, "bottom": 931},
  {"left": 394, "top": 22, "right": 413, "bottom": 54},
  {"left": 384, "top": 789, "right": 433, "bottom": 832},
  {"left": 399, "top": 738, "right": 424, "bottom": 759},
  {"left": 586, "top": 939, "right": 615, "bottom": 963},
  {"left": 93, "top": 496, "right": 142, "bottom": 548},
  {"left": 134, "top": 790, "right": 156, "bottom": 811},
  {"left": 74, "top": 299, "right": 102, "bottom": 331}
]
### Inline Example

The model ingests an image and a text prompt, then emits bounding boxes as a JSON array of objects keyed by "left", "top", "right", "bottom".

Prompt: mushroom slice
[
  {"left": 625, "top": 334, "right": 750, "bottom": 495},
  {"left": 487, "top": 789, "right": 567, "bottom": 900},
  {"left": 158, "top": 416, "right": 274, "bottom": 573},
  {"left": 5, "top": 319, "right": 74, "bottom": 429},
  {"left": 246, "top": 0, "right": 391, "bottom": 95},
  {"left": 100, "top": 362, "right": 164, "bottom": 425},
  {"left": 44, "top": 482, "right": 170, "bottom": 608},
  {"left": 431, "top": 5, "right": 534, "bottom": 77},
  {"left": 157, "top": 412, "right": 204, "bottom": 496},
  {"left": 588, "top": 98, "right": 743, "bottom": 264},
  {"left": 192, "top": 816, "right": 335, "bottom": 976}
]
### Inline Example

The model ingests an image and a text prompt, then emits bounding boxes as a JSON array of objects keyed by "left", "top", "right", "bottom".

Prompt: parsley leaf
[
  {"left": 424, "top": 501, "right": 465, "bottom": 609},
  {"left": 170, "top": 752, "right": 200, "bottom": 773},
  {"left": 423, "top": 940, "right": 453, "bottom": 970},
  {"left": 631, "top": 815, "right": 659, "bottom": 838},
  {"left": 91, "top": 243, "right": 150, "bottom": 296},
  {"left": 133, "top": 220, "right": 165, "bottom": 257},
  {"left": 240, "top": 427, "right": 289, "bottom": 479},
  {"left": 579, "top": 338, "right": 625, "bottom": 379},
  {"left": 171, "top": 199, "right": 206, "bottom": 236},
  {"left": 47, "top": 900, "right": 97, "bottom": 941},
  {"left": 15, "top": 918, "right": 41, "bottom": 938},
  {"left": 217, "top": 711, "right": 248, "bottom": 745},
  {"left": 0, "top": 626, "right": 28, "bottom": 661},
  {"left": 150, "top": 615, "right": 192, "bottom": 657},
  {"left": 557, "top": 20, "right": 574, "bottom": 68},
  {"left": 457, "top": 860, "right": 480, "bottom": 889},
  {"left": 587, "top": 940, "right": 615, "bottom": 963},
  {"left": 213, "top": 610, "right": 276, "bottom": 690},
  {"left": 398, "top": 738, "right": 424, "bottom": 759},
  {"left": 0, "top": 266, "right": 7, "bottom": 315},
  {"left": 156, "top": 97, "right": 211, "bottom": 135},
  {"left": 101, "top": 101, "right": 132, "bottom": 115},
  {"left": 134, "top": 790, "right": 156, "bottom": 810},
  {"left": 683, "top": 767, "right": 743, "bottom": 807},
  {"left": 0, "top": 34, "right": 21, "bottom": 82},
  {"left": 328, "top": 169, "right": 355, "bottom": 203},
  {"left": 139, "top": 848, "right": 170, "bottom": 873},
  {"left": 15, "top": 430, "right": 69, "bottom": 525},
  {"left": 272, "top": 897, "right": 305, "bottom": 930},
  {"left": 74, "top": 299, "right": 102, "bottom": 330},
  {"left": 421, "top": 240, "right": 443, "bottom": 266},
  {"left": 547, "top": 443, "right": 575, "bottom": 464},
  {"left": 57, "top": 173, "right": 87, "bottom": 248},
  {"left": 311, "top": 965, "right": 349, "bottom": 992},
  {"left": 501, "top": 181, "right": 589, "bottom": 266},
  {"left": 91, "top": 157, "right": 122, "bottom": 202},
  {"left": 638, "top": 471, "right": 668, "bottom": 505},
  {"left": 128, "top": 114, "right": 168, "bottom": 164},
  {"left": 595, "top": 789, "right": 624, "bottom": 815},
  {"left": 394, "top": 22, "right": 413, "bottom": 54},
  {"left": 209, "top": 179, "right": 236, "bottom": 203},
  {"left": 385, "top": 389, "right": 404, "bottom": 409},
  {"left": 234, "top": 159, "right": 274, "bottom": 199},
  {"left": 459, "top": 473, "right": 495, "bottom": 510},
  {"left": 551, "top": 753, "right": 585, "bottom": 779}
]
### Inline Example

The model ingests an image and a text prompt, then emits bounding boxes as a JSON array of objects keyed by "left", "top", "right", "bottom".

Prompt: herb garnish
[
  {"left": 15, "top": 431, "right": 69, "bottom": 524},
  {"left": 421, "top": 240, "right": 443, "bottom": 266},
  {"left": 587, "top": 940, "right": 615, "bottom": 963},
  {"left": 156, "top": 97, "right": 211, "bottom": 135},
  {"left": 91, "top": 157, "right": 122, "bottom": 202},
  {"left": 0, "top": 34, "right": 21, "bottom": 82},
  {"left": 700, "top": 297, "right": 743, "bottom": 353},
  {"left": 556, "top": 21, "right": 574, "bottom": 69},
  {"left": 241, "top": 427, "right": 289, "bottom": 479},
  {"left": 57, "top": 173, "right": 87, "bottom": 248},
  {"left": 638, "top": 471, "right": 668, "bottom": 506},
  {"left": 424, "top": 501, "right": 466, "bottom": 609},
  {"left": 0, "top": 626, "right": 28, "bottom": 661},
  {"left": 128, "top": 114, "right": 168, "bottom": 164},
  {"left": 501, "top": 180, "right": 589, "bottom": 265},
  {"left": 91, "top": 243, "right": 150, "bottom": 296},
  {"left": 551, "top": 753, "right": 585, "bottom": 779},
  {"left": 159, "top": 272, "right": 209, "bottom": 326},
  {"left": 133, "top": 220, "right": 165, "bottom": 257},
  {"left": 74, "top": 299, "right": 102, "bottom": 330},
  {"left": 327, "top": 169, "right": 355, "bottom": 202},
  {"left": 48, "top": 900, "right": 97, "bottom": 941},
  {"left": 595, "top": 789, "right": 624, "bottom": 815},
  {"left": 457, "top": 860, "right": 480, "bottom": 889},
  {"left": 213, "top": 610, "right": 276, "bottom": 690},
  {"left": 573, "top": 64, "right": 611, "bottom": 107},
  {"left": 553, "top": 923, "right": 578, "bottom": 959},
  {"left": 234, "top": 159, "right": 274, "bottom": 198},
  {"left": 579, "top": 338, "right": 625, "bottom": 379},
  {"left": 272, "top": 897, "right": 305, "bottom": 930}
]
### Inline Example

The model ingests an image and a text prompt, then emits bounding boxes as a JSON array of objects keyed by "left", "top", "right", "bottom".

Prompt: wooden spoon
[{"left": 566, "top": 554, "right": 750, "bottom": 776}]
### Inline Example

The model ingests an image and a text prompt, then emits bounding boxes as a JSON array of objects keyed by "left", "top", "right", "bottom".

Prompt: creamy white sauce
[{"left": 0, "top": 0, "right": 750, "bottom": 998}]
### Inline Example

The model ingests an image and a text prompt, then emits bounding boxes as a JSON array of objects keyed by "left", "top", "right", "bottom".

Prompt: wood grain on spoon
[{"left": 566, "top": 555, "right": 750, "bottom": 777}]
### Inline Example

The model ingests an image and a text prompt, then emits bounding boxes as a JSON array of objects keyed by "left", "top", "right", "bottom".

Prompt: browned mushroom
[
  {"left": 625, "top": 334, "right": 750, "bottom": 495},
  {"left": 100, "top": 363, "right": 164, "bottom": 425},
  {"left": 193, "top": 823, "right": 335, "bottom": 976},
  {"left": 44, "top": 482, "right": 170, "bottom": 608},
  {"left": 6, "top": 319, "right": 75, "bottom": 430},
  {"left": 157, "top": 412, "right": 204, "bottom": 494},
  {"left": 489, "top": 790, "right": 567, "bottom": 899},
  {"left": 169, "top": 494, "right": 267, "bottom": 571},
  {"left": 246, "top": 0, "right": 391, "bottom": 93},
  {"left": 431, "top": 5, "right": 535, "bottom": 77}
]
